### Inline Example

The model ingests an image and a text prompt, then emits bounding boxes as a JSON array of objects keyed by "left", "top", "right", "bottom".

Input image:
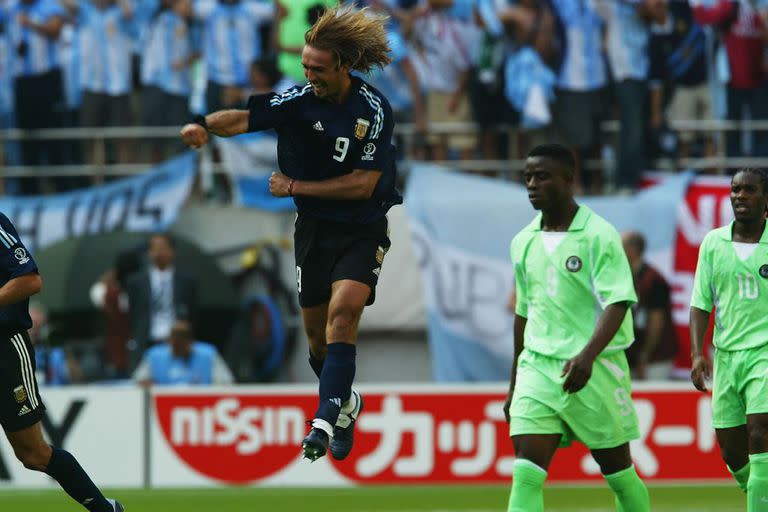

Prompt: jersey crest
[
  {"left": 354, "top": 118, "right": 370, "bottom": 140},
  {"left": 760, "top": 264, "right": 768, "bottom": 279},
  {"left": 565, "top": 255, "right": 582, "bottom": 272}
]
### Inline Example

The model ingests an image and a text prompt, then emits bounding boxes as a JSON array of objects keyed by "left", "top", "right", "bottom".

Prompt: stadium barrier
[
  {"left": 2, "top": 120, "right": 768, "bottom": 180},
  {"left": 0, "top": 383, "right": 730, "bottom": 488}
]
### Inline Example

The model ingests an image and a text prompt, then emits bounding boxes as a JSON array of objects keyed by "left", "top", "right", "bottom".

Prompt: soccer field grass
[{"left": 0, "top": 485, "right": 745, "bottom": 511}]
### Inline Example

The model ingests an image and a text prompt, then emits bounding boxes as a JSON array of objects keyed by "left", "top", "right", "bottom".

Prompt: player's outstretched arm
[
  {"left": 562, "top": 301, "right": 630, "bottom": 393},
  {"left": 180, "top": 110, "right": 249, "bottom": 149},
  {"left": 0, "top": 273, "right": 42, "bottom": 307},
  {"left": 689, "top": 306, "right": 712, "bottom": 392}
]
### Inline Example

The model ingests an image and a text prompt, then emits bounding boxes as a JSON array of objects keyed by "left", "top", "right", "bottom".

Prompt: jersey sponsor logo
[
  {"left": 17, "top": 405, "right": 31, "bottom": 416},
  {"left": 13, "top": 247, "right": 29, "bottom": 264},
  {"left": 362, "top": 143, "right": 377, "bottom": 161},
  {"left": 312, "top": 121, "right": 324, "bottom": 131},
  {"left": 565, "top": 255, "right": 582, "bottom": 272},
  {"left": 354, "top": 118, "right": 370, "bottom": 140},
  {"left": 154, "top": 395, "right": 309, "bottom": 483},
  {"left": 760, "top": 264, "right": 768, "bottom": 279},
  {"left": 13, "top": 385, "right": 27, "bottom": 404}
]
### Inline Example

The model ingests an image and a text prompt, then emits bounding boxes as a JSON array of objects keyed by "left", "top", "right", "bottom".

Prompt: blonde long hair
[{"left": 305, "top": 4, "right": 392, "bottom": 73}]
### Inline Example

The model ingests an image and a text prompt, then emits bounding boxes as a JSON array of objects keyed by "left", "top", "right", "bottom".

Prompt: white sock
[
  {"left": 311, "top": 418, "right": 334, "bottom": 438},
  {"left": 340, "top": 390, "right": 359, "bottom": 415}
]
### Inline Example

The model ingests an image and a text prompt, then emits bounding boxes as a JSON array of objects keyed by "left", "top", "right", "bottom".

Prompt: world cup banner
[{"left": 149, "top": 384, "right": 729, "bottom": 487}]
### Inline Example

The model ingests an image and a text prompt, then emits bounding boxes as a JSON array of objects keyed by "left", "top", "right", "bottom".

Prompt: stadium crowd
[{"left": 1, "top": 0, "right": 767, "bottom": 195}]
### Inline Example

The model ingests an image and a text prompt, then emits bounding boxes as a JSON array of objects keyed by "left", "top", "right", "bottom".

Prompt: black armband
[{"left": 193, "top": 114, "right": 209, "bottom": 131}]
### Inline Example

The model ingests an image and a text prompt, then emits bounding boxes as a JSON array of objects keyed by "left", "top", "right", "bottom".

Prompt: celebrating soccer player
[
  {"left": 180, "top": 5, "right": 401, "bottom": 462},
  {"left": 0, "top": 212, "right": 123, "bottom": 512},
  {"left": 505, "top": 144, "right": 650, "bottom": 512},
  {"left": 690, "top": 168, "right": 768, "bottom": 510}
]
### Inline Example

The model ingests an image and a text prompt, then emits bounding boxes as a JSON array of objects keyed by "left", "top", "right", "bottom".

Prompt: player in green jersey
[
  {"left": 690, "top": 168, "right": 768, "bottom": 511},
  {"left": 504, "top": 144, "right": 650, "bottom": 512}
]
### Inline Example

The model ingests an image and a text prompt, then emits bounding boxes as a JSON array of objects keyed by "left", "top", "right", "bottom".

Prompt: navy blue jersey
[
  {"left": 0, "top": 213, "right": 38, "bottom": 331},
  {"left": 247, "top": 75, "right": 403, "bottom": 223}
]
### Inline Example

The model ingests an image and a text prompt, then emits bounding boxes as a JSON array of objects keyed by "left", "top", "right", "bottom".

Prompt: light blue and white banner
[
  {"left": 216, "top": 132, "right": 295, "bottom": 212},
  {"left": 405, "top": 165, "right": 693, "bottom": 382},
  {"left": 0, "top": 152, "right": 197, "bottom": 253}
]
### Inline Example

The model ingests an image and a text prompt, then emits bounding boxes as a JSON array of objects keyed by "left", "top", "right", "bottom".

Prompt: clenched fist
[
  {"left": 269, "top": 171, "right": 293, "bottom": 197},
  {"left": 180, "top": 123, "right": 209, "bottom": 149}
]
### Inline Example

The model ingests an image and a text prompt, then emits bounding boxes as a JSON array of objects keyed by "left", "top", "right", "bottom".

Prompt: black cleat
[
  {"left": 330, "top": 391, "right": 363, "bottom": 461},
  {"left": 302, "top": 427, "right": 330, "bottom": 462},
  {"left": 108, "top": 499, "right": 125, "bottom": 512}
]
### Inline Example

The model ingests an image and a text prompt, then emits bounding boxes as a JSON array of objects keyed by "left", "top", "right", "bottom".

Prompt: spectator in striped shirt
[
  {"left": 549, "top": 0, "right": 608, "bottom": 193},
  {"left": 6, "top": 0, "right": 66, "bottom": 193},
  {"left": 62, "top": 0, "right": 137, "bottom": 166},
  {"left": 596, "top": 0, "right": 652, "bottom": 192},
  {"left": 192, "top": 0, "right": 273, "bottom": 113},
  {"left": 0, "top": 8, "right": 23, "bottom": 194},
  {"left": 141, "top": 0, "right": 200, "bottom": 162}
]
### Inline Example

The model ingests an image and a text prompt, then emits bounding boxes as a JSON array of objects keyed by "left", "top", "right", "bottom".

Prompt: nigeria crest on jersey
[{"left": 566, "top": 255, "right": 582, "bottom": 272}]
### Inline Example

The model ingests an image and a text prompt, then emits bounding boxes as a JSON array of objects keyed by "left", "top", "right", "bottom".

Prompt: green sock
[
  {"left": 748, "top": 452, "right": 768, "bottom": 511},
  {"left": 604, "top": 465, "right": 650, "bottom": 512},
  {"left": 729, "top": 462, "right": 751, "bottom": 493},
  {"left": 507, "top": 459, "right": 547, "bottom": 512}
]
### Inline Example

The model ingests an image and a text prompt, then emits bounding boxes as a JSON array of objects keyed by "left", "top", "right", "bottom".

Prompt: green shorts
[
  {"left": 508, "top": 349, "right": 640, "bottom": 449},
  {"left": 712, "top": 346, "right": 768, "bottom": 429}
]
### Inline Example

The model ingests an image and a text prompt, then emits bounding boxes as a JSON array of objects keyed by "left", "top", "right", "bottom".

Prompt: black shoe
[
  {"left": 330, "top": 391, "right": 363, "bottom": 461},
  {"left": 302, "top": 427, "right": 330, "bottom": 462},
  {"left": 108, "top": 499, "right": 125, "bottom": 512}
]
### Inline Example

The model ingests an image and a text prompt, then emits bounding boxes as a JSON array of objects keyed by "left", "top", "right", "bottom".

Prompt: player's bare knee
[
  {"left": 14, "top": 443, "right": 51, "bottom": 472},
  {"left": 592, "top": 445, "right": 632, "bottom": 475},
  {"left": 328, "top": 305, "right": 362, "bottom": 339}
]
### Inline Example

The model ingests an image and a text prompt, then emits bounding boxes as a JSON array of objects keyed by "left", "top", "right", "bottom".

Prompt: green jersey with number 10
[{"left": 691, "top": 222, "right": 768, "bottom": 351}]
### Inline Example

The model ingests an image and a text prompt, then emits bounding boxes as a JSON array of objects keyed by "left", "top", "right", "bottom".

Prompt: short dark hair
[
  {"left": 527, "top": 144, "right": 576, "bottom": 175},
  {"left": 733, "top": 168, "right": 768, "bottom": 194},
  {"left": 149, "top": 232, "right": 175, "bottom": 250},
  {"left": 624, "top": 231, "right": 646, "bottom": 255}
]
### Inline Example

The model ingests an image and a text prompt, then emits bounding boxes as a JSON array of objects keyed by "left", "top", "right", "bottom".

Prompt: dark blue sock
[
  {"left": 315, "top": 342, "right": 356, "bottom": 426},
  {"left": 45, "top": 448, "right": 112, "bottom": 512},
  {"left": 308, "top": 350, "right": 325, "bottom": 379}
]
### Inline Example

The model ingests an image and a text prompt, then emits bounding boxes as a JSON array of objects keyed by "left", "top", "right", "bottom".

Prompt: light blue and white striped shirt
[
  {"left": 133, "top": 0, "right": 158, "bottom": 55},
  {"left": 194, "top": 0, "right": 273, "bottom": 87},
  {"left": 58, "top": 23, "right": 81, "bottom": 109},
  {"left": 550, "top": 0, "right": 607, "bottom": 91},
  {"left": 78, "top": 2, "right": 137, "bottom": 96},
  {"left": 0, "top": 10, "right": 14, "bottom": 114},
  {"left": 596, "top": 0, "right": 649, "bottom": 82},
  {"left": 6, "top": 0, "right": 65, "bottom": 78},
  {"left": 141, "top": 10, "right": 199, "bottom": 96}
]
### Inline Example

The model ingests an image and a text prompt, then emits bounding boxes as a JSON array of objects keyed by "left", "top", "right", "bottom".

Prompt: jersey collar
[
  {"left": 720, "top": 220, "right": 768, "bottom": 243},
  {"left": 531, "top": 204, "right": 591, "bottom": 232}
]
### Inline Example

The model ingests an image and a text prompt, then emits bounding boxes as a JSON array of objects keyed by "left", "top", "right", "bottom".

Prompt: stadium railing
[{"left": 1, "top": 119, "right": 767, "bottom": 193}]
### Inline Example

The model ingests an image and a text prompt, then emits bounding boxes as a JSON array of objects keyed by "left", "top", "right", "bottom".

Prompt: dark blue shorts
[
  {"left": 293, "top": 215, "right": 391, "bottom": 308},
  {"left": 0, "top": 330, "right": 45, "bottom": 432}
]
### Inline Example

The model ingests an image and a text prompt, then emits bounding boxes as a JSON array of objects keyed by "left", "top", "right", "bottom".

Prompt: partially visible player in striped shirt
[
  {"left": 0, "top": 212, "right": 123, "bottom": 512},
  {"left": 690, "top": 168, "right": 768, "bottom": 510}
]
